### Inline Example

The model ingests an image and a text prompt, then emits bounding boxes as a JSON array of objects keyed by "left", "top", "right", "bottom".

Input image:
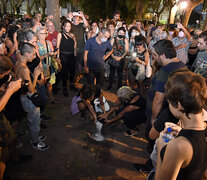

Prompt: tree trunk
[
  {"left": 169, "top": 4, "right": 178, "bottom": 24},
  {"left": 135, "top": 0, "right": 143, "bottom": 20},
  {"left": 182, "top": 0, "right": 204, "bottom": 26},
  {"left": 202, "top": 13, "right": 207, "bottom": 31},
  {"left": 1, "top": 0, "right": 6, "bottom": 15},
  {"left": 28, "top": 0, "right": 36, "bottom": 14},
  {"left": 46, "top": 0, "right": 60, "bottom": 31}
]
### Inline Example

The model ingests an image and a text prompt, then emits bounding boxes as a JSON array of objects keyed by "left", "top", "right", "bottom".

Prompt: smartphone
[{"left": 73, "top": 12, "right": 80, "bottom": 16}]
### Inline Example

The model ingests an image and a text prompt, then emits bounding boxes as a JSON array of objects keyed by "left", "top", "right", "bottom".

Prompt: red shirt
[{"left": 46, "top": 31, "right": 58, "bottom": 49}]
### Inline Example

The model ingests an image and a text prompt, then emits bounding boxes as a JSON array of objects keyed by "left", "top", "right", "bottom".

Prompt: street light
[{"left": 180, "top": 1, "right": 188, "bottom": 10}]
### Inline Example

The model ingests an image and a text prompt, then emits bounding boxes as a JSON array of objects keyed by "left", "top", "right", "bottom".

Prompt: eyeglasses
[{"left": 40, "top": 33, "right": 48, "bottom": 35}]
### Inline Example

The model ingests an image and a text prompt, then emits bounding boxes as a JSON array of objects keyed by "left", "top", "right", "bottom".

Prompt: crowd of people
[{"left": 0, "top": 10, "right": 206, "bottom": 179}]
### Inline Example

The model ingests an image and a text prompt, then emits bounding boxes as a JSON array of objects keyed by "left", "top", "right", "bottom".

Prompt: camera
[
  {"left": 73, "top": 12, "right": 80, "bottom": 16},
  {"left": 169, "top": 24, "right": 177, "bottom": 29}
]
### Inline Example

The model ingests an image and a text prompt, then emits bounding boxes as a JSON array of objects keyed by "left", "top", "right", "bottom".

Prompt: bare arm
[
  {"left": 80, "top": 93, "right": 97, "bottom": 121},
  {"left": 155, "top": 137, "right": 192, "bottom": 180},
  {"left": 103, "top": 49, "right": 113, "bottom": 61},
  {"left": 56, "top": 33, "right": 62, "bottom": 58},
  {"left": 105, "top": 105, "right": 139, "bottom": 124},
  {"left": 71, "top": 33, "right": 77, "bottom": 56},
  {"left": 151, "top": 92, "right": 165, "bottom": 124},
  {"left": 5, "top": 39, "right": 16, "bottom": 58},
  {"left": 84, "top": 50, "right": 89, "bottom": 73},
  {"left": 79, "top": 11, "right": 89, "bottom": 29},
  {"left": 0, "top": 79, "right": 21, "bottom": 112}
]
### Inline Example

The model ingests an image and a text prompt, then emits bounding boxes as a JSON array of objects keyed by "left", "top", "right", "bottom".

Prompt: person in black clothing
[
  {"left": 155, "top": 71, "right": 207, "bottom": 180},
  {"left": 57, "top": 19, "right": 78, "bottom": 96},
  {"left": 107, "top": 27, "right": 129, "bottom": 91},
  {"left": 99, "top": 86, "right": 146, "bottom": 136}
]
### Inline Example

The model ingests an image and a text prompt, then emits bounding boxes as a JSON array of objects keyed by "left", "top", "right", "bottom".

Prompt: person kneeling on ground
[
  {"left": 99, "top": 86, "right": 146, "bottom": 136},
  {"left": 71, "top": 84, "right": 110, "bottom": 121}
]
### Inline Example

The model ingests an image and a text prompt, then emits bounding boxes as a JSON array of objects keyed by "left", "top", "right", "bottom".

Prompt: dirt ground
[{"left": 5, "top": 78, "right": 151, "bottom": 180}]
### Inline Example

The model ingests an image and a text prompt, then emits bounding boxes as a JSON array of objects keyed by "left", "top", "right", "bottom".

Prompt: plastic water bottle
[{"left": 163, "top": 127, "right": 174, "bottom": 143}]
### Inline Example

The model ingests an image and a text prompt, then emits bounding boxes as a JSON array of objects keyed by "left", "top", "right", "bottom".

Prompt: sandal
[{"left": 124, "top": 129, "right": 139, "bottom": 137}]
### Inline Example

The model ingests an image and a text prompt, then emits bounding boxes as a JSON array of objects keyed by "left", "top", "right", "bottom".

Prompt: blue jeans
[{"left": 20, "top": 94, "right": 41, "bottom": 143}]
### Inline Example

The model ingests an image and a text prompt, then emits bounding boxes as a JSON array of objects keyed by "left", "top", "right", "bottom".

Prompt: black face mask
[
  {"left": 118, "top": 35, "right": 125, "bottom": 39},
  {"left": 1, "top": 33, "right": 6, "bottom": 39},
  {"left": 194, "top": 34, "right": 199, "bottom": 39}
]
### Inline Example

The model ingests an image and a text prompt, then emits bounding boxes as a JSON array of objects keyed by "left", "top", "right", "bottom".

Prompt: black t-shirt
[
  {"left": 154, "top": 107, "right": 179, "bottom": 133},
  {"left": 26, "top": 54, "right": 41, "bottom": 80},
  {"left": 126, "top": 94, "right": 146, "bottom": 114},
  {"left": 26, "top": 54, "right": 40, "bottom": 73},
  {"left": 160, "top": 129, "right": 207, "bottom": 180}
]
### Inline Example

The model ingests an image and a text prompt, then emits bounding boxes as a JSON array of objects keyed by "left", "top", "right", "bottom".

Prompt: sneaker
[
  {"left": 32, "top": 141, "right": 49, "bottom": 151},
  {"left": 16, "top": 131, "right": 29, "bottom": 139},
  {"left": 39, "top": 135, "right": 46, "bottom": 141},
  {"left": 40, "top": 114, "right": 50, "bottom": 121},
  {"left": 70, "top": 85, "right": 78, "bottom": 92},
  {"left": 16, "top": 141, "right": 23, "bottom": 148}
]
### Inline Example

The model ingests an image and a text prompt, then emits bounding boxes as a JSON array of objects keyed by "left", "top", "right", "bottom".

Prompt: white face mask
[
  {"left": 178, "top": 31, "right": 185, "bottom": 38},
  {"left": 100, "top": 37, "right": 107, "bottom": 43},
  {"left": 95, "top": 27, "right": 99, "bottom": 34},
  {"left": 169, "top": 31, "right": 174, "bottom": 36}
]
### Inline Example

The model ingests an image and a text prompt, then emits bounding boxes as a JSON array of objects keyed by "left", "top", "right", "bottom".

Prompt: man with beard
[{"left": 193, "top": 31, "right": 207, "bottom": 78}]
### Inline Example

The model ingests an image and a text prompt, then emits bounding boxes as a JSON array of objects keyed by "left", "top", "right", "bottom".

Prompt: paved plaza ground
[{"left": 5, "top": 78, "right": 150, "bottom": 180}]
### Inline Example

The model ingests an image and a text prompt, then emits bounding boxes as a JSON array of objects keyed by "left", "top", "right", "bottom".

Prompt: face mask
[
  {"left": 95, "top": 27, "right": 99, "bottom": 34},
  {"left": 131, "top": 31, "right": 139, "bottom": 37},
  {"left": 118, "top": 35, "right": 125, "bottom": 39},
  {"left": 194, "top": 34, "right": 199, "bottom": 39},
  {"left": 1, "top": 33, "right": 6, "bottom": 39},
  {"left": 100, "top": 38, "right": 107, "bottom": 43},
  {"left": 178, "top": 31, "right": 185, "bottom": 38},
  {"left": 169, "top": 31, "right": 174, "bottom": 36}
]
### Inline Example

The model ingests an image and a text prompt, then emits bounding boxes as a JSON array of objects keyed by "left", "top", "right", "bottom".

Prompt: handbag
[
  {"left": 108, "top": 38, "right": 124, "bottom": 68},
  {"left": 51, "top": 57, "right": 62, "bottom": 73},
  {"left": 27, "top": 71, "right": 46, "bottom": 107},
  {"left": 27, "top": 92, "right": 46, "bottom": 107},
  {"left": 43, "top": 60, "right": 50, "bottom": 79},
  {"left": 43, "top": 42, "right": 51, "bottom": 79}
]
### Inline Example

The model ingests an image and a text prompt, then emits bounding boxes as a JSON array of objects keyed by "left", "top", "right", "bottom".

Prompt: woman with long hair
[{"left": 56, "top": 19, "right": 77, "bottom": 96}]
